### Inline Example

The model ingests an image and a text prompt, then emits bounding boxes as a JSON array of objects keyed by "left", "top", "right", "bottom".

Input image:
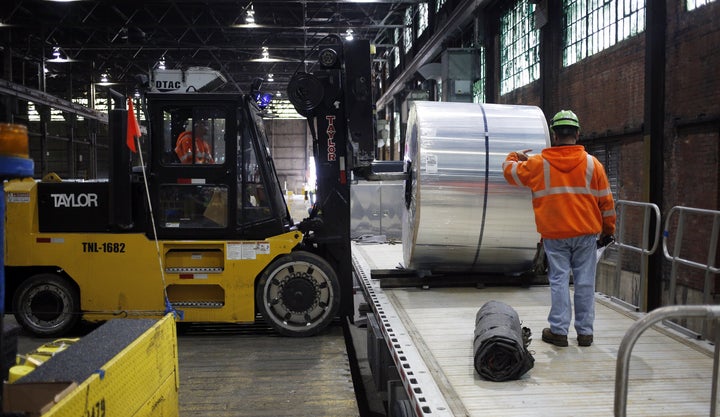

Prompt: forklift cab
[{"left": 144, "top": 93, "right": 293, "bottom": 240}]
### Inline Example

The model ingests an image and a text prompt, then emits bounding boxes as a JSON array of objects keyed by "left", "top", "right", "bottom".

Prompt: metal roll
[{"left": 402, "top": 101, "right": 550, "bottom": 274}]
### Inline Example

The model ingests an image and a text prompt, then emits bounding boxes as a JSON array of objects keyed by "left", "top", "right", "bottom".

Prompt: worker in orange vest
[
  {"left": 175, "top": 119, "right": 215, "bottom": 164},
  {"left": 502, "top": 110, "right": 616, "bottom": 348}
]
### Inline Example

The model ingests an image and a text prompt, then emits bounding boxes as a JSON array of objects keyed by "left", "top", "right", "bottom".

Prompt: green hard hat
[{"left": 550, "top": 110, "right": 580, "bottom": 130}]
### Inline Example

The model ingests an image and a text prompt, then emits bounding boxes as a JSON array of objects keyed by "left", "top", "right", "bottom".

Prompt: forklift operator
[{"left": 175, "top": 119, "right": 215, "bottom": 164}]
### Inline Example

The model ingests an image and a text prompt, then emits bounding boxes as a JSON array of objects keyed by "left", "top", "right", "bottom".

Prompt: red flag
[{"left": 126, "top": 97, "right": 140, "bottom": 153}]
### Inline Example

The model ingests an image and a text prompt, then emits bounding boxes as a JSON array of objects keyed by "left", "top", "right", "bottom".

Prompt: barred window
[
  {"left": 393, "top": 112, "right": 401, "bottom": 150},
  {"left": 563, "top": 0, "right": 646, "bottom": 67},
  {"left": 393, "top": 29, "right": 401, "bottom": 68},
  {"left": 586, "top": 141, "right": 620, "bottom": 198},
  {"left": 472, "top": 47, "right": 486, "bottom": 103},
  {"left": 687, "top": 0, "right": 716, "bottom": 9},
  {"left": 404, "top": 7, "right": 414, "bottom": 53},
  {"left": 418, "top": 3, "right": 429, "bottom": 36},
  {"left": 500, "top": 0, "right": 540, "bottom": 95}
]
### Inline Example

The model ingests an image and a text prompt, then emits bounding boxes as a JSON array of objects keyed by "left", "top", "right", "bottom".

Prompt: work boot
[
  {"left": 577, "top": 334, "right": 593, "bottom": 347},
  {"left": 541, "top": 328, "right": 568, "bottom": 347}
]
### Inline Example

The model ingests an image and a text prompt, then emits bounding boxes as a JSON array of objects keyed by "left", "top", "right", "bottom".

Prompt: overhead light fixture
[
  {"left": 158, "top": 59, "right": 166, "bottom": 70},
  {"left": 251, "top": 46, "right": 283, "bottom": 62},
  {"left": 46, "top": 46, "right": 75, "bottom": 62},
  {"left": 276, "top": 91, "right": 281, "bottom": 97},
  {"left": 95, "top": 72, "right": 116, "bottom": 86},
  {"left": 345, "top": 29, "right": 354, "bottom": 41},
  {"left": 267, "top": 73, "right": 274, "bottom": 82}
]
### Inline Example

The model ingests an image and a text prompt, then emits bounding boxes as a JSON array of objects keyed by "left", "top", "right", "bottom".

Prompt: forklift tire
[
  {"left": 256, "top": 251, "right": 340, "bottom": 337},
  {"left": 12, "top": 273, "right": 80, "bottom": 337}
]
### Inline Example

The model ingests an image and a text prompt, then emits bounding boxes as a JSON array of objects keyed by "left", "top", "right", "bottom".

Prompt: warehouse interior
[{"left": 1, "top": 0, "right": 720, "bottom": 416}]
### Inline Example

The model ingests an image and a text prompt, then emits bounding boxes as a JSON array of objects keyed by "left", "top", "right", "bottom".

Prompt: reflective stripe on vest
[
  {"left": 532, "top": 154, "right": 609, "bottom": 198},
  {"left": 502, "top": 159, "right": 523, "bottom": 186}
]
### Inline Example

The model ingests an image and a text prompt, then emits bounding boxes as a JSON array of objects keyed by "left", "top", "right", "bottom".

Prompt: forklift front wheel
[
  {"left": 12, "top": 273, "right": 81, "bottom": 337},
  {"left": 256, "top": 251, "right": 340, "bottom": 337}
]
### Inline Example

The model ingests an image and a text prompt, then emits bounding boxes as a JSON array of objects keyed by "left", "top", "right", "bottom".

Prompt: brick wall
[
  {"left": 489, "top": 2, "right": 720, "bottom": 307},
  {"left": 665, "top": 2, "right": 720, "bottom": 126},
  {"left": 663, "top": 1, "right": 720, "bottom": 303},
  {"left": 664, "top": 0, "right": 720, "bottom": 213},
  {"left": 557, "top": 40, "right": 646, "bottom": 139}
]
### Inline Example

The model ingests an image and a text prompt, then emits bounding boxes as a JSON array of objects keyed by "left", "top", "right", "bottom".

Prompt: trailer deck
[{"left": 353, "top": 241, "right": 716, "bottom": 416}]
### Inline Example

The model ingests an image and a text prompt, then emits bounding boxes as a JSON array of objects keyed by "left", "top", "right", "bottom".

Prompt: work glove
[
  {"left": 514, "top": 149, "right": 532, "bottom": 161},
  {"left": 597, "top": 234, "right": 615, "bottom": 248}
]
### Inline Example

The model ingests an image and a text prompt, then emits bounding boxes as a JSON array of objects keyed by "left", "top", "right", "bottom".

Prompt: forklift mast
[{"left": 288, "top": 36, "right": 375, "bottom": 317}]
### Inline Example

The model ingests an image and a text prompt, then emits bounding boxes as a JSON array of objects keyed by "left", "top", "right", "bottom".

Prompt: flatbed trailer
[{"left": 353, "top": 242, "right": 716, "bottom": 417}]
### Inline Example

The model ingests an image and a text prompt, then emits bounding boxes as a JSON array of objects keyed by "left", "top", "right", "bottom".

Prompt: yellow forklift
[{"left": 4, "top": 35, "right": 375, "bottom": 338}]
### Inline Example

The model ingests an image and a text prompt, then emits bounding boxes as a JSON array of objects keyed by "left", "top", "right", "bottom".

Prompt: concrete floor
[
  {"left": 5, "top": 313, "right": 387, "bottom": 417},
  {"left": 285, "top": 192, "right": 312, "bottom": 224}
]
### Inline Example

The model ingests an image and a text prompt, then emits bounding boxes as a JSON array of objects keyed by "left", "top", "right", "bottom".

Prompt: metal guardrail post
[
  {"left": 610, "top": 200, "right": 661, "bottom": 312},
  {"left": 662, "top": 206, "right": 720, "bottom": 337},
  {"left": 704, "top": 216, "right": 720, "bottom": 305},
  {"left": 713, "top": 328, "right": 720, "bottom": 417},
  {"left": 614, "top": 305, "right": 720, "bottom": 417},
  {"left": 664, "top": 206, "right": 720, "bottom": 303}
]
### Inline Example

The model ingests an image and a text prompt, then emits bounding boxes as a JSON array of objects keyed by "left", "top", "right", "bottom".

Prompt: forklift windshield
[
  {"left": 162, "top": 110, "right": 226, "bottom": 165},
  {"left": 145, "top": 93, "right": 291, "bottom": 239}
]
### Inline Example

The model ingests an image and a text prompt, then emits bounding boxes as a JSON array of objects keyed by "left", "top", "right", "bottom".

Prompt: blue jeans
[{"left": 543, "top": 234, "right": 597, "bottom": 336}]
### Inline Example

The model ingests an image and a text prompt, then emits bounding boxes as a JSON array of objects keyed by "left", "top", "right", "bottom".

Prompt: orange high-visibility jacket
[
  {"left": 503, "top": 145, "right": 616, "bottom": 239},
  {"left": 175, "top": 131, "right": 214, "bottom": 164}
]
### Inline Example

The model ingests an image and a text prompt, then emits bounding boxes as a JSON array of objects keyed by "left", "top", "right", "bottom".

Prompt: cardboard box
[{"left": 3, "top": 381, "right": 77, "bottom": 417}]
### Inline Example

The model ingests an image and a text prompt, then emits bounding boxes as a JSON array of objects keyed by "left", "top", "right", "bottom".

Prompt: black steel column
[{"left": 645, "top": 1, "right": 666, "bottom": 311}]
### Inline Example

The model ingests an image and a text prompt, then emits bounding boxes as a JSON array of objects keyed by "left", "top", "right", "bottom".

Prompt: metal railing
[
  {"left": 608, "top": 200, "right": 661, "bottom": 312},
  {"left": 614, "top": 305, "right": 720, "bottom": 417},
  {"left": 663, "top": 206, "right": 720, "bottom": 306},
  {"left": 611, "top": 205, "right": 720, "bottom": 415}
]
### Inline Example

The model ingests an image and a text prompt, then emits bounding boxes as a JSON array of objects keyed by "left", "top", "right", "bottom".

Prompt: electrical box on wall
[
  {"left": 453, "top": 80, "right": 472, "bottom": 95},
  {"left": 441, "top": 49, "right": 481, "bottom": 102}
]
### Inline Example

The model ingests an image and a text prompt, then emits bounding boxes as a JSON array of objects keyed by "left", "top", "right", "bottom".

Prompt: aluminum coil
[{"left": 402, "top": 101, "right": 550, "bottom": 274}]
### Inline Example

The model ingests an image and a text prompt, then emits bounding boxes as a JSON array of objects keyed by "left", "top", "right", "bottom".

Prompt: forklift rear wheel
[
  {"left": 12, "top": 273, "right": 80, "bottom": 337},
  {"left": 256, "top": 251, "right": 340, "bottom": 337}
]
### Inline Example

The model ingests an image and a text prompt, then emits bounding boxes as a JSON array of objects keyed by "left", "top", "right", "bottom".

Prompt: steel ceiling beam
[{"left": 375, "top": 0, "right": 489, "bottom": 110}]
